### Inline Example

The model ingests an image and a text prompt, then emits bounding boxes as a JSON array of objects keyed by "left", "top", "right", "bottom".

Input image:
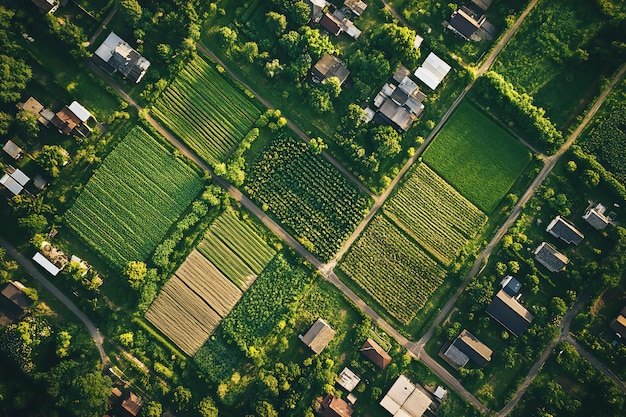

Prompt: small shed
[
  {"left": 301, "top": 318, "right": 336, "bottom": 354},
  {"left": 336, "top": 367, "right": 361, "bottom": 392},
  {"left": 3, "top": 140, "right": 24, "bottom": 161},
  {"left": 360, "top": 337, "right": 392, "bottom": 369},
  {"left": 32, "top": 252, "right": 61, "bottom": 276}
]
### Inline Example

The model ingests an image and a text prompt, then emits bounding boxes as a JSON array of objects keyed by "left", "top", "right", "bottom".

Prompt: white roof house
[
  {"left": 32, "top": 252, "right": 61, "bottom": 276},
  {"left": 336, "top": 367, "right": 361, "bottom": 392},
  {"left": 380, "top": 375, "right": 432, "bottom": 417},
  {"left": 0, "top": 174, "right": 23, "bottom": 195},
  {"left": 68, "top": 101, "right": 92, "bottom": 122},
  {"left": 94, "top": 32, "right": 151, "bottom": 83},
  {"left": 414, "top": 52, "right": 452, "bottom": 90}
]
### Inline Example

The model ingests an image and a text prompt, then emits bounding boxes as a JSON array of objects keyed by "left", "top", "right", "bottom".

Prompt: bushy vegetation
[
  {"left": 341, "top": 215, "right": 447, "bottom": 324},
  {"left": 152, "top": 55, "right": 262, "bottom": 165},
  {"left": 385, "top": 163, "right": 487, "bottom": 265},
  {"left": 246, "top": 134, "right": 372, "bottom": 261},
  {"left": 423, "top": 102, "right": 532, "bottom": 212},
  {"left": 64, "top": 126, "right": 204, "bottom": 269}
]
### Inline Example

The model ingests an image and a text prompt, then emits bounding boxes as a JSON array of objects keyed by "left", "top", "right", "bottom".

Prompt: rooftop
[
  {"left": 322, "top": 393, "right": 353, "bottom": 417},
  {"left": 453, "top": 329, "right": 492, "bottom": 367},
  {"left": 500, "top": 275, "right": 521, "bottom": 296},
  {"left": 1, "top": 281, "right": 32, "bottom": 310},
  {"left": 360, "top": 337, "right": 392, "bottom": 369},
  {"left": 311, "top": 54, "right": 350, "bottom": 85},
  {"left": 546, "top": 216, "right": 584, "bottom": 245},
  {"left": 3, "top": 140, "right": 24, "bottom": 160},
  {"left": 486, "top": 289, "right": 534, "bottom": 336},
  {"left": 380, "top": 375, "right": 432, "bottom": 417},
  {"left": 534, "top": 242, "right": 569, "bottom": 272},
  {"left": 582, "top": 203, "right": 611, "bottom": 230},
  {"left": 336, "top": 367, "right": 361, "bottom": 392},
  {"left": 301, "top": 318, "right": 336, "bottom": 354},
  {"left": 414, "top": 52, "right": 451, "bottom": 90}
]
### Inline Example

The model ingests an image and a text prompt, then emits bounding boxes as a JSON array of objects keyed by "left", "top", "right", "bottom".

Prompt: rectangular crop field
[
  {"left": 423, "top": 102, "right": 531, "bottom": 213},
  {"left": 384, "top": 164, "right": 487, "bottom": 265},
  {"left": 196, "top": 209, "right": 276, "bottom": 289},
  {"left": 64, "top": 126, "right": 203, "bottom": 268},
  {"left": 340, "top": 215, "right": 447, "bottom": 324},
  {"left": 491, "top": 0, "right": 615, "bottom": 126},
  {"left": 245, "top": 135, "right": 372, "bottom": 261},
  {"left": 151, "top": 55, "right": 262, "bottom": 165}
]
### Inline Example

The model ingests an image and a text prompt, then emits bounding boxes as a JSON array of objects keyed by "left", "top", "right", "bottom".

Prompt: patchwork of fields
[
  {"left": 151, "top": 55, "right": 262, "bottom": 165},
  {"left": 423, "top": 102, "right": 531, "bottom": 213},
  {"left": 385, "top": 164, "right": 487, "bottom": 266},
  {"left": 340, "top": 215, "right": 447, "bottom": 324},
  {"left": 146, "top": 209, "right": 276, "bottom": 355},
  {"left": 64, "top": 126, "right": 203, "bottom": 268},
  {"left": 245, "top": 135, "right": 372, "bottom": 261}
]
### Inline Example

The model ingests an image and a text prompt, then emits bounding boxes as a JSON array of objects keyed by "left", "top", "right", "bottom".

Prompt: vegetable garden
[
  {"left": 245, "top": 135, "right": 372, "bottom": 261},
  {"left": 64, "top": 126, "right": 203, "bottom": 269},
  {"left": 385, "top": 164, "right": 487, "bottom": 265},
  {"left": 151, "top": 55, "right": 262, "bottom": 165},
  {"left": 340, "top": 215, "right": 447, "bottom": 324},
  {"left": 423, "top": 102, "right": 531, "bottom": 213}
]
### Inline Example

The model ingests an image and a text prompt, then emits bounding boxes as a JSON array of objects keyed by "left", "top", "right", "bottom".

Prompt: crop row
[
  {"left": 64, "top": 127, "right": 203, "bottom": 268},
  {"left": 152, "top": 55, "right": 261, "bottom": 165},
  {"left": 145, "top": 275, "right": 220, "bottom": 356},
  {"left": 384, "top": 164, "right": 487, "bottom": 265},
  {"left": 245, "top": 135, "right": 371, "bottom": 261},
  {"left": 340, "top": 215, "right": 447, "bottom": 324}
]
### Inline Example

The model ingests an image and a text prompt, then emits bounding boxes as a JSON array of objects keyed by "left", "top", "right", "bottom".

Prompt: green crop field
[
  {"left": 423, "top": 102, "right": 531, "bottom": 213},
  {"left": 491, "top": 0, "right": 615, "bottom": 126},
  {"left": 64, "top": 126, "right": 203, "bottom": 268},
  {"left": 245, "top": 135, "right": 372, "bottom": 261},
  {"left": 151, "top": 55, "right": 262, "bottom": 165},
  {"left": 197, "top": 209, "right": 276, "bottom": 289},
  {"left": 340, "top": 215, "right": 447, "bottom": 324},
  {"left": 385, "top": 164, "right": 487, "bottom": 265}
]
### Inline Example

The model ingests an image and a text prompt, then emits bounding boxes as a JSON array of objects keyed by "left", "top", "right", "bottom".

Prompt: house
[
  {"left": 546, "top": 216, "right": 584, "bottom": 245},
  {"left": 486, "top": 289, "right": 534, "bottom": 336},
  {"left": 610, "top": 306, "right": 626, "bottom": 339},
  {"left": 308, "top": 0, "right": 328, "bottom": 23},
  {"left": 94, "top": 32, "right": 151, "bottom": 83},
  {"left": 321, "top": 393, "right": 353, "bottom": 417},
  {"left": 433, "top": 386, "right": 447, "bottom": 401},
  {"left": 440, "top": 329, "right": 492, "bottom": 369},
  {"left": 360, "top": 337, "right": 392, "bottom": 369},
  {"left": 439, "top": 341, "right": 469, "bottom": 369},
  {"left": 107, "top": 387, "right": 123, "bottom": 409},
  {"left": 375, "top": 100, "right": 416, "bottom": 132},
  {"left": 311, "top": 54, "right": 350, "bottom": 85},
  {"left": 414, "top": 52, "right": 452, "bottom": 90},
  {"left": 31, "top": 0, "right": 59, "bottom": 14},
  {"left": 51, "top": 101, "right": 92, "bottom": 137},
  {"left": 3, "top": 140, "right": 24, "bottom": 161},
  {"left": 398, "top": 76, "right": 419, "bottom": 96},
  {"left": 380, "top": 375, "right": 433, "bottom": 417},
  {"left": 0, "top": 281, "right": 33, "bottom": 326},
  {"left": 500, "top": 275, "right": 521, "bottom": 296},
  {"left": 336, "top": 367, "right": 360, "bottom": 392},
  {"left": 320, "top": 12, "right": 344, "bottom": 36},
  {"left": 332, "top": 10, "right": 362, "bottom": 39},
  {"left": 447, "top": 5, "right": 486, "bottom": 41},
  {"left": 32, "top": 242, "right": 69, "bottom": 276},
  {"left": 393, "top": 65, "right": 411, "bottom": 83},
  {"left": 0, "top": 167, "right": 30, "bottom": 196},
  {"left": 414, "top": 34, "right": 424, "bottom": 49},
  {"left": 301, "top": 318, "right": 336, "bottom": 354},
  {"left": 582, "top": 203, "right": 612, "bottom": 230},
  {"left": 121, "top": 392, "right": 144, "bottom": 417},
  {"left": 344, "top": 0, "right": 367, "bottom": 16},
  {"left": 534, "top": 242, "right": 569, "bottom": 272}
]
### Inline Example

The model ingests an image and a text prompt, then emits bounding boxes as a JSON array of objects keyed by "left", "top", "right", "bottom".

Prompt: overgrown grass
[{"left": 423, "top": 102, "right": 531, "bottom": 213}]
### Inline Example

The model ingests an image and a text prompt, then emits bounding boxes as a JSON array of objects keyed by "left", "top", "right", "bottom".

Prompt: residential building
[
  {"left": 336, "top": 367, "right": 360, "bottom": 392},
  {"left": 486, "top": 289, "right": 534, "bottom": 336},
  {"left": 534, "top": 242, "right": 569, "bottom": 272},
  {"left": 380, "top": 375, "right": 433, "bottom": 417},
  {"left": 440, "top": 329, "right": 492, "bottom": 368},
  {"left": 0, "top": 281, "right": 33, "bottom": 326},
  {"left": 32, "top": 242, "right": 68, "bottom": 276},
  {"left": 301, "top": 318, "right": 336, "bottom": 354},
  {"left": 31, "top": 0, "right": 59, "bottom": 14},
  {"left": 360, "top": 337, "right": 392, "bottom": 369},
  {"left": 311, "top": 54, "right": 350, "bottom": 85},
  {"left": 121, "top": 392, "right": 144, "bottom": 417},
  {"left": 3, "top": 140, "right": 24, "bottom": 161},
  {"left": 50, "top": 101, "right": 93, "bottom": 137},
  {"left": 414, "top": 52, "right": 452, "bottom": 90},
  {"left": 500, "top": 275, "right": 521, "bottom": 296},
  {"left": 610, "top": 306, "right": 626, "bottom": 339},
  {"left": 344, "top": 0, "right": 367, "bottom": 16},
  {"left": 375, "top": 100, "right": 416, "bottom": 132},
  {"left": 447, "top": 5, "right": 486, "bottom": 40},
  {"left": 308, "top": 0, "right": 328, "bottom": 23},
  {"left": 0, "top": 167, "right": 30, "bottom": 196},
  {"left": 582, "top": 203, "right": 612, "bottom": 230},
  {"left": 321, "top": 393, "right": 353, "bottom": 417},
  {"left": 546, "top": 216, "right": 584, "bottom": 245},
  {"left": 94, "top": 32, "right": 151, "bottom": 83}
]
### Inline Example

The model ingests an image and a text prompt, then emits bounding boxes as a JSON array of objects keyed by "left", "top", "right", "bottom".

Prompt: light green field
[{"left": 423, "top": 102, "right": 531, "bottom": 213}]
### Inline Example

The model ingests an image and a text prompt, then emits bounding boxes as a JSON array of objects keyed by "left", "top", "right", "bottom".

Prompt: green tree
[
  {"left": 15, "top": 110, "right": 39, "bottom": 139},
  {"left": 197, "top": 397, "right": 218, "bottom": 417},
  {"left": 264, "top": 59, "right": 284, "bottom": 78},
  {"left": 217, "top": 26, "right": 237, "bottom": 50},
  {"left": 323, "top": 76, "right": 342, "bottom": 98},
  {"left": 173, "top": 386, "right": 192, "bottom": 412},
  {"left": 237, "top": 41, "right": 259, "bottom": 63},
  {"left": 266, "top": 12, "right": 287, "bottom": 36},
  {"left": 0, "top": 111, "right": 11, "bottom": 135},
  {"left": 369, "top": 23, "right": 420, "bottom": 67},
  {"left": 582, "top": 169, "right": 600, "bottom": 188},
  {"left": 0, "top": 54, "right": 32, "bottom": 104},
  {"left": 124, "top": 261, "right": 147, "bottom": 290},
  {"left": 36, "top": 145, "right": 68, "bottom": 178},
  {"left": 373, "top": 125, "right": 402, "bottom": 158},
  {"left": 17, "top": 214, "right": 48, "bottom": 235},
  {"left": 120, "top": 0, "right": 142, "bottom": 25},
  {"left": 255, "top": 401, "right": 278, "bottom": 417},
  {"left": 308, "top": 137, "right": 327, "bottom": 155},
  {"left": 143, "top": 401, "right": 162, "bottom": 417},
  {"left": 56, "top": 331, "right": 72, "bottom": 358}
]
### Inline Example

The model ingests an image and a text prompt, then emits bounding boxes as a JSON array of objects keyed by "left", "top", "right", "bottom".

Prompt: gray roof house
[
  {"left": 447, "top": 5, "right": 486, "bottom": 40},
  {"left": 94, "top": 32, "right": 151, "bottom": 83},
  {"left": 546, "top": 216, "right": 584, "bottom": 245},
  {"left": 582, "top": 203, "right": 611, "bottom": 230},
  {"left": 311, "top": 54, "right": 350, "bottom": 85},
  {"left": 441, "top": 329, "right": 492, "bottom": 368},
  {"left": 301, "top": 318, "right": 336, "bottom": 354},
  {"left": 500, "top": 275, "right": 521, "bottom": 296},
  {"left": 486, "top": 290, "right": 534, "bottom": 336},
  {"left": 534, "top": 242, "right": 569, "bottom": 272}
]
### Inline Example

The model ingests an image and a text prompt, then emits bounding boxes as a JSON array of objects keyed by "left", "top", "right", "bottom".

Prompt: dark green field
[{"left": 423, "top": 102, "right": 531, "bottom": 213}]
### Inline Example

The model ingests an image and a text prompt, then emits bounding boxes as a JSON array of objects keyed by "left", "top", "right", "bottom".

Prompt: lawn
[
  {"left": 151, "top": 55, "right": 262, "bottom": 166},
  {"left": 423, "top": 102, "right": 531, "bottom": 213},
  {"left": 64, "top": 126, "right": 204, "bottom": 269}
]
